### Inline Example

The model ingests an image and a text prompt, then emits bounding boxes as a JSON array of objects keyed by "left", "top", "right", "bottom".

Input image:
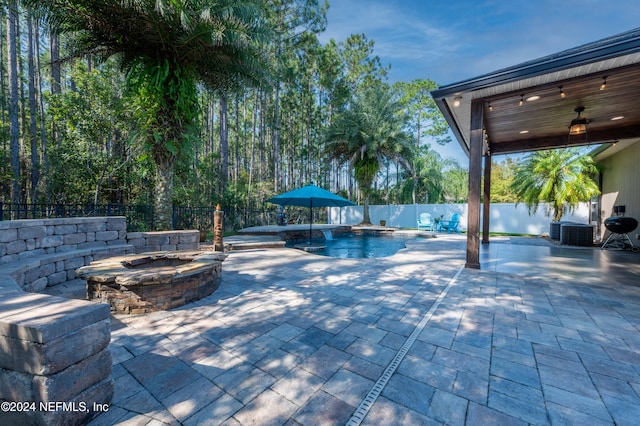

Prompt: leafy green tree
[
  {"left": 399, "top": 145, "right": 445, "bottom": 204},
  {"left": 325, "top": 82, "right": 414, "bottom": 224},
  {"left": 47, "top": 60, "right": 137, "bottom": 204},
  {"left": 277, "top": 31, "right": 327, "bottom": 188},
  {"left": 337, "top": 34, "right": 389, "bottom": 94},
  {"left": 489, "top": 157, "right": 519, "bottom": 203},
  {"left": 27, "top": 0, "right": 272, "bottom": 229},
  {"left": 394, "top": 79, "right": 451, "bottom": 146},
  {"left": 266, "top": 0, "right": 327, "bottom": 192},
  {"left": 442, "top": 163, "right": 468, "bottom": 203},
  {"left": 397, "top": 145, "right": 466, "bottom": 204},
  {"left": 317, "top": 39, "right": 349, "bottom": 115},
  {"left": 511, "top": 148, "right": 600, "bottom": 221},
  {"left": 7, "top": 0, "right": 20, "bottom": 205},
  {"left": 392, "top": 79, "right": 451, "bottom": 203}
]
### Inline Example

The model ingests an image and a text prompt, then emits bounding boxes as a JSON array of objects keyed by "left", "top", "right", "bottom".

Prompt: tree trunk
[
  {"left": 7, "top": 0, "right": 21, "bottom": 205},
  {"left": 234, "top": 94, "right": 240, "bottom": 188},
  {"left": 154, "top": 156, "right": 176, "bottom": 230},
  {"left": 553, "top": 204, "right": 563, "bottom": 222},
  {"left": 0, "top": 18, "right": 6, "bottom": 154},
  {"left": 247, "top": 89, "right": 258, "bottom": 215},
  {"left": 306, "top": 89, "right": 312, "bottom": 183},
  {"left": 151, "top": 80, "right": 186, "bottom": 231},
  {"left": 206, "top": 93, "right": 215, "bottom": 155},
  {"left": 259, "top": 91, "right": 266, "bottom": 181},
  {"left": 219, "top": 94, "right": 229, "bottom": 195},
  {"left": 273, "top": 76, "right": 281, "bottom": 193},
  {"left": 34, "top": 20, "right": 49, "bottom": 202},
  {"left": 49, "top": 27, "right": 61, "bottom": 95},
  {"left": 411, "top": 160, "right": 417, "bottom": 204},
  {"left": 361, "top": 190, "right": 372, "bottom": 225},
  {"left": 413, "top": 113, "right": 421, "bottom": 204},
  {"left": 27, "top": 14, "right": 40, "bottom": 203},
  {"left": 49, "top": 25, "right": 61, "bottom": 148}
]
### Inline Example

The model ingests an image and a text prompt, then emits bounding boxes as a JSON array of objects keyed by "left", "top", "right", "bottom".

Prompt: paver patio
[{"left": 88, "top": 235, "right": 640, "bottom": 425}]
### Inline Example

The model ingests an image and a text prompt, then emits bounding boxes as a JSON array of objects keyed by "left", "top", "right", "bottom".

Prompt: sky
[{"left": 317, "top": 0, "right": 640, "bottom": 165}]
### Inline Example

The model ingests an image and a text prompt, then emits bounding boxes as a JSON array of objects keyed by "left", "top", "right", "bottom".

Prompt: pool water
[{"left": 287, "top": 234, "right": 412, "bottom": 258}]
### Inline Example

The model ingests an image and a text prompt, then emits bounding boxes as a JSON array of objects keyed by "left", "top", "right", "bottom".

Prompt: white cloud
[
  {"left": 320, "top": 0, "right": 458, "bottom": 58},
  {"left": 319, "top": 0, "right": 640, "bottom": 84}
]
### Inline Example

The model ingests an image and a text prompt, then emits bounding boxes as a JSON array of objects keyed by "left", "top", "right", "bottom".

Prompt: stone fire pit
[{"left": 76, "top": 251, "right": 226, "bottom": 314}]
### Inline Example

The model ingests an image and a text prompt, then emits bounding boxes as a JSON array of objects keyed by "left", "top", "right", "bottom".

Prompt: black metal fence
[
  {"left": 0, "top": 203, "right": 326, "bottom": 232},
  {"left": 170, "top": 205, "right": 325, "bottom": 231}
]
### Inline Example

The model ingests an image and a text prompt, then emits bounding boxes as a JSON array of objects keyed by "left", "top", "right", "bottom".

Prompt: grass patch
[{"left": 483, "top": 232, "right": 539, "bottom": 237}]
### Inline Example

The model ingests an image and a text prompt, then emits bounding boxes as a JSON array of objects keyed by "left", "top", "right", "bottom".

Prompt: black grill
[
  {"left": 602, "top": 217, "right": 639, "bottom": 251},
  {"left": 604, "top": 217, "right": 638, "bottom": 234}
]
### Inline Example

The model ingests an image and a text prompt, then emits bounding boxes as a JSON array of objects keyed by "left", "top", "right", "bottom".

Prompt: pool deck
[{"left": 90, "top": 234, "right": 640, "bottom": 425}]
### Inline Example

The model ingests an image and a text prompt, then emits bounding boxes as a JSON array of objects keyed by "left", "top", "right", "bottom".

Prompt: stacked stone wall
[
  {"left": 0, "top": 218, "right": 204, "bottom": 424},
  {"left": 0, "top": 217, "right": 133, "bottom": 294},
  {"left": 0, "top": 293, "right": 113, "bottom": 425},
  {"left": 1, "top": 216, "right": 128, "bottom": 263},
  {"left": 0, "top": 217, "right": 132, "bottom": 425},
  {"left": 126, "top": 230, "right": 199, "bottom": 253}
]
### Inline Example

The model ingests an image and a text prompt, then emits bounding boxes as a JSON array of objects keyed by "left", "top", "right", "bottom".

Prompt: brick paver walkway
[{"left": 89, "top": 236, "right": 640, "bottom": 425}]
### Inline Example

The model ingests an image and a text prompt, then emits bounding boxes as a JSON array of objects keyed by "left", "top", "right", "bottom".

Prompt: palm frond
[{"left": 23, "top": 0, "right": 273, "bottom": 93}]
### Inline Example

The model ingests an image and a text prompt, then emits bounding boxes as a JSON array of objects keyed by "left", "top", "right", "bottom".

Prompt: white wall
[
  {"left": 598, "top": 140, "right": 640, "bottom": 239},
  {"left": 329, "top": 202, "right": 590, "bottom": 235}
]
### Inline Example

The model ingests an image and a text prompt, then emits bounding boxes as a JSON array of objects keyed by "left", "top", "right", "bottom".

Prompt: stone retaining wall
[
  {"left": 1, "top": 216, "right": 128, "bottom": 264},
  {"left": 0, "top": 218, "right": 203, "bottom": 424},
  {"left": 0, "top": 293, "right": 113, "bottom": 425},
  {"left": 0, "top": 217, "right": 132, "bottom": 425},
  {"left": 0, "top": 217, "right": 133, "bottom": 294},
  {"left": 126, "top": 230, "right": 199, "bottom": 253}
]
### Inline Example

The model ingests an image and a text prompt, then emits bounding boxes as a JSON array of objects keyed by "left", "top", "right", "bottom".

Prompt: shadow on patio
[{"left": 90, "top": 236, "right": 640, "bottom": 425}]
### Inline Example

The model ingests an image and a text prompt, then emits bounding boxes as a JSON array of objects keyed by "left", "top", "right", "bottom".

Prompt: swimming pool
[{"left": 286, "top": 233, "right": 412, "bottom": 258}]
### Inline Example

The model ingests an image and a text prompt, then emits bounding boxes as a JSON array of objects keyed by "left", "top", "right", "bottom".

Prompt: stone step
[
  {"left": 228, "top": 241, "right": 287, "bottom": 250},
  {"left": 42, "top": 279, "right": 87, "bottom": 300},
  {"left": 219, "top": 235, "right": 287, "bottom": 251}
]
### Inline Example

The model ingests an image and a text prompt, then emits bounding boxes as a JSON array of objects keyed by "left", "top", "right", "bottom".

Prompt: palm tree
[
  {"left": 325, "top": 83, "right": 414, "bottom": 224},
  {"left": 399, "top": 145, "right": 447, "bottom": 204},
  {"left": 27, "top": 0, "right": 272, "bottom": 229},
  {"left": 511, "top": 148, "right": 600, "bottom": 221}
]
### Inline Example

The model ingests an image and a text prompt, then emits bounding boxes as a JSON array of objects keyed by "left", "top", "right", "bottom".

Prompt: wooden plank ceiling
[{"left": 483, "top": 63, "right": 640, "bottom": 154}]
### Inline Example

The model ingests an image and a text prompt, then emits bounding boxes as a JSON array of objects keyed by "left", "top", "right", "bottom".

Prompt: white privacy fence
[{"left": 328, "top": 202, "right": 590, "bottom": 235}]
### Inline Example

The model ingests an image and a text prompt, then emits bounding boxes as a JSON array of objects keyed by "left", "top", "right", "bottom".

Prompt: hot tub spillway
[{"left": 76, "top": 251, "right": 226, "bottom": 314}]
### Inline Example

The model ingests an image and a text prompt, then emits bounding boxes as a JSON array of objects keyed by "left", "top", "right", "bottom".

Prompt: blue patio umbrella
[{"left": 268, "top": 184, "right": 355, "bottom": 244}]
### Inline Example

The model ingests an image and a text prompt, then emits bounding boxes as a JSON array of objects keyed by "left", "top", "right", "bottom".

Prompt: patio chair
[
  {"left": 417, "top": 213, "right": 434, "bottom": 231},
  {"left": 440, "top": 213, "right": 461, "bottom": 233}
]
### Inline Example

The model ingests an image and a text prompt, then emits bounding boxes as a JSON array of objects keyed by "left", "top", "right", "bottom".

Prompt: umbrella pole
[{"left": 309, "top": 198, "right": 313, "bottom": 244}]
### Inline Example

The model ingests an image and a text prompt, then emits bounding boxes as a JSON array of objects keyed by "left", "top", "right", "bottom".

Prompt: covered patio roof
[{"left": 431, "top": 27, "right": 640, "bottom": 268}]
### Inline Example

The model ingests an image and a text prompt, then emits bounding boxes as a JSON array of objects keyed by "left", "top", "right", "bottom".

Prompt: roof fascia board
[
  {"left": 431, "top": 34, "right": 640, "bottom": 99},
  {"left": 434, "top": 97, "right": 470, "bottom": 157}
]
